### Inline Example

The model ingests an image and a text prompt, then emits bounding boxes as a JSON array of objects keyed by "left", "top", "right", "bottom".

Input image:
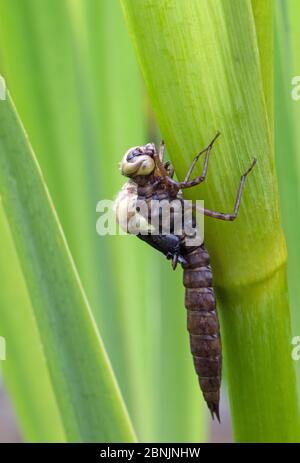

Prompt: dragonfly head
[{"left": 120, "top": 143, "right": 156, "bottom": 178}]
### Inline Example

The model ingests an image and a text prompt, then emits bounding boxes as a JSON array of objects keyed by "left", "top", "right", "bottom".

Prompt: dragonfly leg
[
  {"left": 166, "top": 251, "right": 187, "bottom": 269},
  {"left": 164, "top": 160, "right": 175, "bottom": 178},
  {"left": 184, "top": 131, "right": 221, "bottom": 183},
  {"left": 194, "top": 159, "right": 257, "bottom": 221},
  {"left": 159, "top": 139, "right": 165, "bottom": 161},
  {"left": 153, "top": 140, "right": 169, "bottom": 181},
  {"left": 170, "top": 132, "right": 220, "bottom": 189}
]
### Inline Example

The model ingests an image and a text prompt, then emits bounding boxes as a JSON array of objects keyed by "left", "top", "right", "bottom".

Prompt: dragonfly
[{"left": 115, "top": 133, "right": 256, "bottom": 421}]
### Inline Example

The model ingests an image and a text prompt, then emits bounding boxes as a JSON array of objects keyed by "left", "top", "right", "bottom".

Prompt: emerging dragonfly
[{"left": 115, "top": 133, "right": 256, "bottom": 421}]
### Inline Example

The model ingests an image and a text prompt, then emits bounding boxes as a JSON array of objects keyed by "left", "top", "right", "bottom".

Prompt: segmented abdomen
[{"left": 182, "top": 244, "right": 221, "bottom": 421}]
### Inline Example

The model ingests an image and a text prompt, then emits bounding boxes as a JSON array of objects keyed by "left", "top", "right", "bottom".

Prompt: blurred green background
[
  {"left": 0, "top": 0, "right": 299, "bottom": 443},
  {"left": 0, "top": 0, "right": 204, "bottom": 443}
]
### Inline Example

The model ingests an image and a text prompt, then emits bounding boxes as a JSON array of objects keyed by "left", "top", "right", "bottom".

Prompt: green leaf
[
  {"left": 0, "top": 205, "right": 65, "bottom": 442},
  {"left": 251, "top": 0, "right": 273, "bottom": 126},
  {"left": 0, "top": 91, "right": 136, "bottom": 442},
  {"left": 121, "top": 0, "right": 300, "bottom": 441},
  {"left": 0, "top": 0, "right": 206, "bottom": 442},
  {"left": 275, "top": 0, "right": 300, "bottom": 392},
  {"left": 0, "top": 0, "right": 143, "bottom": 438}
]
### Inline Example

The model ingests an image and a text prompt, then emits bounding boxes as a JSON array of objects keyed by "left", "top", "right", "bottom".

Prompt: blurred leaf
[
  {"left": 275, "top": 0, "right": 300, "bottom": 390},
  {"left": 0, "top": 91, "right": 136, "bottom": 442},
  {"left": 0, "top": 0, "right": 143, "bottom": 439},
  {"left": 0, "top": 0, "right": 206, "bottom": 442},
  {"left": 0, "top": 205, "right": 65, "bottom": 442}
]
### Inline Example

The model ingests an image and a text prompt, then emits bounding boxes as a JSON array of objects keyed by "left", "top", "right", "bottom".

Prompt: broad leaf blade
[
  {"left": 0, "top": 0, "right": 205, "bottom": 442},
  {"left": 121, "top": 0, "right": 300, "bottom": 441},
  {"left": 0, "top": 91, "right": 136, "bottom": 442},
  {"left": 0, "top": 204, "right": 65, "bottom": 442}
]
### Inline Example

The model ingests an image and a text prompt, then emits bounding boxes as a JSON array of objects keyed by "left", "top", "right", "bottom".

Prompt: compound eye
[{"left": 126, "top": 147, "right": 142, "bottom": 162}]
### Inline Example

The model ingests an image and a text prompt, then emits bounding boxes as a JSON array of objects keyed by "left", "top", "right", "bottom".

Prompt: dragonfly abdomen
[{"left": 183, "top": 244, "right": 221, "bottom": 421}]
